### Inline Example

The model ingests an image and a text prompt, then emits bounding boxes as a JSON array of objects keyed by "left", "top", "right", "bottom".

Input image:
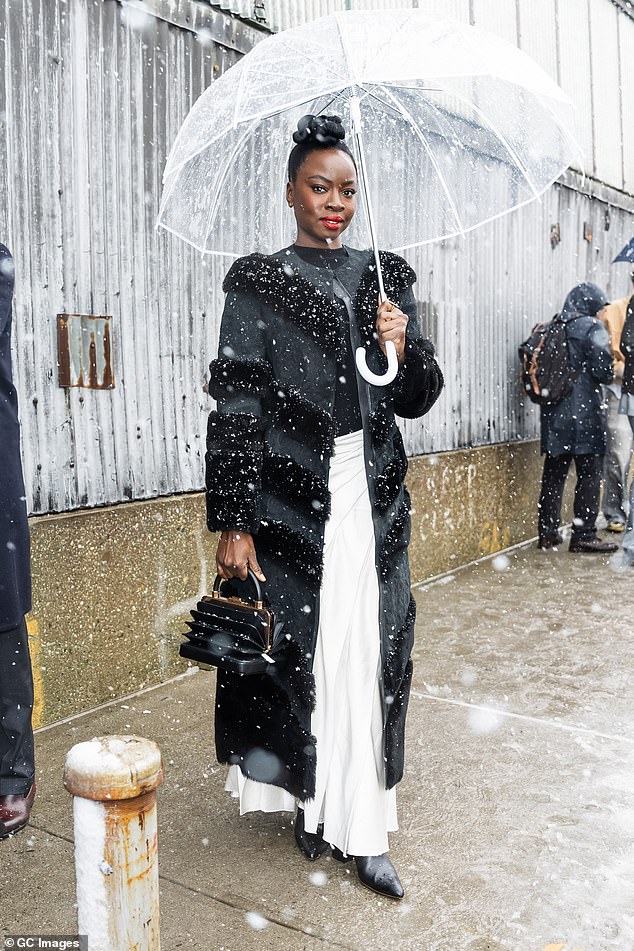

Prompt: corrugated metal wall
[
  {"left": 1, "top": 0, "right": 634, "bottom": 515},
  {"left": 0, "top": 0, "right": 237, "bottom": 513}
]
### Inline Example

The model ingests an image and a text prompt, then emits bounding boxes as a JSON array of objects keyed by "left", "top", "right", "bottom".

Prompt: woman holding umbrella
[{"left": 205, "top": 115, "right": 443, "bottom": 899}]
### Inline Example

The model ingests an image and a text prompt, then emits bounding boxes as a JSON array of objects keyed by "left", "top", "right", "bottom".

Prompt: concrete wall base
[{"left": 28, "top": 439, "right": 546, "bottom": 726}]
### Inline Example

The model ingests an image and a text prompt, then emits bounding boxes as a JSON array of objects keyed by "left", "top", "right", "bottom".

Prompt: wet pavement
[{"left": 2, "top": 531, "right": 633, "bottom": 951}]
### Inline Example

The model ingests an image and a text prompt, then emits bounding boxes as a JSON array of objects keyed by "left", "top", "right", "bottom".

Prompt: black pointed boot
[
  {"left": 294, "top": 808, "right": 329, "bottom": 861},
  {"left": 332, "top": 847, "right": 404, "bottom": 899},
  {"left": 354, "top": 854, "right": 404, "bottom": 899}
]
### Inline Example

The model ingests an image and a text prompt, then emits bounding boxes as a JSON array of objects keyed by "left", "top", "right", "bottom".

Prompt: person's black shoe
[
  {"left": 538, "top": 533, "right": 564, "bottom": 549},
  {"left": 569, "top": 535, "right": 618, "bottom": 554},
  {"left": 354, "top": 855, "right": 404, "bottom": 899},
  {"left": 294, "top": 808, "right": 329, "bottom": 861},
  {"left": 332, "top": 847, "right": 404, "bottom": 899}
]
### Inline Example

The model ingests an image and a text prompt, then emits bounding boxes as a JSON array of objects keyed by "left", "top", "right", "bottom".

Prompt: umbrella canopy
[
  {"left": 158, "top": 9, "right": 580, "bottom": 259},
  {"left": 613, "top": 238, "right": 634, "bottom": 264}
]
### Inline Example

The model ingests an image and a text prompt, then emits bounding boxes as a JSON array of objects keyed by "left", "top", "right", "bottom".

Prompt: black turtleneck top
[{"left": 293, "top": 245, "right": 363, "bottom": 437}]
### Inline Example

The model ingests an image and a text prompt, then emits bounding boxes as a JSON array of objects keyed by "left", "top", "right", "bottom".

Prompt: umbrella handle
[
  {"left": 355, "top": 340, "right": 399, "bottom": 387},
  {"left": 350, "top": 95, "right": 397, "bottom": 387}
]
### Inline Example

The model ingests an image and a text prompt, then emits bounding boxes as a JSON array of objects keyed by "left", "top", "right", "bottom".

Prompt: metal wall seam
[
  {"left": 517, "top": 0, "right": 558, "bottom": 81},
  {"left": 589, "top": 0, "right": 624, "bottom": 190},
  {"left": 619, "top": 5, "right": 634, "bottom": 192},
  {"left": 470, "top": 0, "right": 517, "bottom": 43},
  {"left": 556, "top": 0, "right": 594, "bottom": 178}
]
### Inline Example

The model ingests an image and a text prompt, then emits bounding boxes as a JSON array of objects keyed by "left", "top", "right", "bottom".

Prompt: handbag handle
[{"left": 212, "top": 569, "right": 263, "bottom": 605}]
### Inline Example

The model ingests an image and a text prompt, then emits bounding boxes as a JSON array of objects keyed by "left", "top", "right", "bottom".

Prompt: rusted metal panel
[{"left": 57, "top": 314, "right": 115, "bottom": 389}]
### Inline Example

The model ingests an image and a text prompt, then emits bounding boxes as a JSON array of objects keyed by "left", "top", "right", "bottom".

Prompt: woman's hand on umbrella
[
  {"left": 216, "top": 531, "right": 266, "bottom": 582},
  {"left": 376, "top": 299, "right": 408, "bottom": 364}
]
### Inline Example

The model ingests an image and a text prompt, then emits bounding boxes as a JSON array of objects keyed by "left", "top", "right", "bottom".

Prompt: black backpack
[{"left": 518, "top": 314, "right": 579, "bottom": 405}]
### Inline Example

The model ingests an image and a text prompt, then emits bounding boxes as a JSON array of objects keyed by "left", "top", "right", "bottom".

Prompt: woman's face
[{"left": 287, "top": 148, "right": 357, "bottom": 249}]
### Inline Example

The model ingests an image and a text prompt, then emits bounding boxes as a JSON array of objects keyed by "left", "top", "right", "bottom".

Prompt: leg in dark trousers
[
  {"left": 0, "top": 617, "right": 35, "bottom": 795},
  {"left": 538, "top": 453, "right": 572, "bottom": 540},
  {"left": 570, "top": 453, "right": 602, "bottom": 541}
]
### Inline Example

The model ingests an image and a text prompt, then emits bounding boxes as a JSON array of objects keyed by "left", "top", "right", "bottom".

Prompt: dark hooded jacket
[
  {"left": 205, "top": 246, "right": 443, "bottom": 800},
  {"left": 540, "top": 282, "right": 612, "bottom": 457},
  {"left": 0, "top": 244, "right": 31, "bottom": 631}
]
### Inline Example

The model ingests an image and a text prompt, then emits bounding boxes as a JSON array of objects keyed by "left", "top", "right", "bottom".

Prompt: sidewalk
[{"left": 2, "top": 536, "right": 634, "bottom": 951}]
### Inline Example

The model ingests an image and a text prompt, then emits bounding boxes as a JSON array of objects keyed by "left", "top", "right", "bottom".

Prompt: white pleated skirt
[{"left": 225, "top": 428, "right": 397, "bottom": 856}]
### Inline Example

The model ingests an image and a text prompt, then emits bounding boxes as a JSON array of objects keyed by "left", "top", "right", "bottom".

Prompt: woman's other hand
[
  {"left": 216, "top": 531, "right": 266, "bottom": 582},
  {"left": 376, "top": 298, "right": 408, "bottom": 364}
]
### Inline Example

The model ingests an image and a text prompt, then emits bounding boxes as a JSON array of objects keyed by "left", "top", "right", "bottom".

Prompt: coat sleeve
[
  {"left": 585, "top": 319, "right": 614, "bottom": 385},
  {"left": 599, "top": 299, "right": 626, "bottom": 381},
  {"left": 390, "top": 285, "right": 444, "bottom": 419},
  {"left": 620, "top": 299, "right": 634, "bottom": 361},
  {"left": 205, "top": 290, "right": 273, "bottom": 534}
]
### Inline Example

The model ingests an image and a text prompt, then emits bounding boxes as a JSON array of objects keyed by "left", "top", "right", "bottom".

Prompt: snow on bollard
[{"left": 64, "top": 735, "right": 164, "bottom": 951}]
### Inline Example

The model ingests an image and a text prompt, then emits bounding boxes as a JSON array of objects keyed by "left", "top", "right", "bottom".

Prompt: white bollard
[{"left": 64, "top": 735, "right": 164, "bottom": 951}]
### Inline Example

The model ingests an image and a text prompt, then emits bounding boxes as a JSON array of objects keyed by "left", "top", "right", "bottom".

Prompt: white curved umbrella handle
[{"left": 355, "top": 340, "right": 399, "bottom": 387}]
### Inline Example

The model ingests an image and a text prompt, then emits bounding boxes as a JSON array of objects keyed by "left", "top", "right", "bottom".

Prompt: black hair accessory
[{"left": 293, "top": 114, "right": 346, "bottom": 147}]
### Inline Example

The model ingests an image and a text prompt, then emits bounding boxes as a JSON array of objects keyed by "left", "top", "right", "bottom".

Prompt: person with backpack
[
  {"left": 537, "top": 282, "right": 618, "bottom": 553},
  {"left": 617, "top": 295, "right": 634, "bottom": 566}
]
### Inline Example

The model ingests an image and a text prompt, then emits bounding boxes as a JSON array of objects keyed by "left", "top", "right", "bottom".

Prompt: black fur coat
[{"left": 206, "top": 246, "right": 443, "bottom": 800}]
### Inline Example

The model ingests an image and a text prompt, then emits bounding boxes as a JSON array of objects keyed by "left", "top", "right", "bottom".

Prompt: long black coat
[
  {"left": 620, "top": 297, "right": 634, "bottom": 396},
  {"left": 0, "top": 244, "right": 31, "bottom": 631},
  {"left": 540, "top": 283, "right": 613, "bottom": 457},
  {"left": 205, "top": 246, "right": 443, "bottom": 799}
]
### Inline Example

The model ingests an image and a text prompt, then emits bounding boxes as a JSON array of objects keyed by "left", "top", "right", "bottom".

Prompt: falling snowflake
[
  {"left": 245, "top": 911, "right": 268, "bottom": 931},
  {"left": 492, "top": 554, "right": 510, "bottom": 572}
]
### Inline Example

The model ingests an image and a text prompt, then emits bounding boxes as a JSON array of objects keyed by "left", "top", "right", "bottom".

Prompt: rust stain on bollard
[{"left": 64, "top": 735, "right": 164, "bottom": 951}]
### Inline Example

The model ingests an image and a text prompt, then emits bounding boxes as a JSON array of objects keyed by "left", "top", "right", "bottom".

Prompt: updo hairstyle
[{"left": 287, "top": 114, "right": 357, "bottom": 182}]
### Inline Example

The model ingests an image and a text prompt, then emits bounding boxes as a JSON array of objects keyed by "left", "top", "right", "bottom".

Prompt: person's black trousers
[
  {"left": 538, "top": 452, "right": 602, "bottom": 542},
  {"left": 0, "top": 617, "right": 35, "bottom": 795}
]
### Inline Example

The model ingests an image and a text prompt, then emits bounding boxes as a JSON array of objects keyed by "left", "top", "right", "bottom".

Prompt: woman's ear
[{"left": 286, "top": 181, "right": 294, "bottom": 208}]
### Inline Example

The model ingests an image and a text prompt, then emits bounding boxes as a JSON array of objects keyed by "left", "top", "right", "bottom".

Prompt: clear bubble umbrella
[{"left": 158, "top": 9, "right": 580, "bottom": 384}]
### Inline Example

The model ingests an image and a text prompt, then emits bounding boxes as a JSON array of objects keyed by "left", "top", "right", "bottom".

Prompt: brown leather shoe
[{"left": 0, "top": 782, "right": 36, "bottom": 839}]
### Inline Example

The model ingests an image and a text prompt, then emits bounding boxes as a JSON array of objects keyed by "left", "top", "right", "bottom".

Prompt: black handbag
[{"left": 179, "top": 570, "right": 286, "bottom": 675}]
